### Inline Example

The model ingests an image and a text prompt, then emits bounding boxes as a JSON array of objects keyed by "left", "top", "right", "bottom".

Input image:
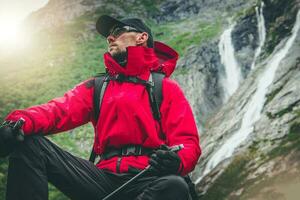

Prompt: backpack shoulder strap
[
  {"left": 93, "top": 73, "right": 109, "bottom": 121},
  {"left": 90, "top": 73, "right": 109, "bottom": 162},
  {"left": 151, "top": 72, "right": 164, "bottom": 110},
  {"left": 148, "top": 72, "right": 164, "bottom": 122}
]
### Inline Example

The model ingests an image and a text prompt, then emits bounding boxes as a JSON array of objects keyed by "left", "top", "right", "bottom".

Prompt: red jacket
[{"left": 6, "top": 41, "right": 201, "bottom": 176}]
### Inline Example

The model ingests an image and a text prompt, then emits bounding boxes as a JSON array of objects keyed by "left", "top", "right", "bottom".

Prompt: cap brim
[{"left": 96, "top": 15, "right": 126, "bottom": 37}]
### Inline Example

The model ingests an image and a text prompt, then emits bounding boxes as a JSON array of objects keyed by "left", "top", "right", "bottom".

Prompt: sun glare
[
  {"left": 0, "top": 15, "right": 28, "bottom": 52},
  {"left": 0, "top": 18, "right": 20, "bottom": 44},
  {"left": 0, "top": 1, "right": 49, "bottom": 55}
]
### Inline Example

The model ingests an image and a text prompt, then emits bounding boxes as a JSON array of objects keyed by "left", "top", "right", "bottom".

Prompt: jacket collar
[{"left": 103, "top": 41, "right": 179, "bottom": 78}]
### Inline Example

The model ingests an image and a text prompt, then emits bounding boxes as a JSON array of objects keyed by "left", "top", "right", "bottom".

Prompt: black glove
[
  {"left": 0, "top": 119, "right": 25, "bottom": 158},
  {"left": 149, "top": 145, "right": 182, "bottom": 176}
]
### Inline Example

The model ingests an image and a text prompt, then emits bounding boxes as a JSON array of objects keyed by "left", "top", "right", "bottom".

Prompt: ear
[{"left": 136, "top": 32, "right": 149, "bottom": 46}]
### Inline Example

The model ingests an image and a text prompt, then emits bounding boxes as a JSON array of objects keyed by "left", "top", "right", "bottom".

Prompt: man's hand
[
  {"left": 0, "top": 119, "right": 25, "bottom": 158},
  {"left": 149, "top": 144, "right": 182, "bottom": 176}
]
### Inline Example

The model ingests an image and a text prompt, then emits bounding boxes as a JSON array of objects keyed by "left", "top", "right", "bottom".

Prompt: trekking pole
[{"left": 102, "top": 144, "right": 184, "bottom": 200}]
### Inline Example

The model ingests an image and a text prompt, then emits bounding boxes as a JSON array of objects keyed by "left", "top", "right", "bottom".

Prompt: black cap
[{"left": 96, "top": 15, "right": 154, "bottom": 48}]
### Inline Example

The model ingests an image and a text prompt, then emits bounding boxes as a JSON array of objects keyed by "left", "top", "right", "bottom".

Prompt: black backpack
[{"left": 89, "top": 72, "right": 199, "bottom": 200}]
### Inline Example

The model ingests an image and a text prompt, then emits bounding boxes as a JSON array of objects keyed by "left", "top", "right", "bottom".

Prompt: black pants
[{"left": 6, "top": 135, "right": 190, "bottom": 200}]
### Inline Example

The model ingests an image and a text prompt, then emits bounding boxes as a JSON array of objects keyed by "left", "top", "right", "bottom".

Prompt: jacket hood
[{"left": 103, "top": 41, "right": 178, "bottom": 77}]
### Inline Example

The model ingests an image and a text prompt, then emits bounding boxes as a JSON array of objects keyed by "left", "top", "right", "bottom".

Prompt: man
[{"left": 0, "top": 15, "right": 201, "bottom": 200}]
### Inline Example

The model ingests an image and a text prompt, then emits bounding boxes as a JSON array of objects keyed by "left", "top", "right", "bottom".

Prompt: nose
[{"left": 107, "top": 35, "right": 116, "bottom": 44}]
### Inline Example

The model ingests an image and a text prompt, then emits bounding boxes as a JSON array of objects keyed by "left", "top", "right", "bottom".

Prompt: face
[
  {"left": 106, "top": 26, "right": 148, "bottom": 57},
  {"left": 107, "top": 32, "right": 138, "bottom": 57}
]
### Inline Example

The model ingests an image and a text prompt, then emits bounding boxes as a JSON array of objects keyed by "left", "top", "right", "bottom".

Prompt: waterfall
[
  {"left": 196, "top": 11, "right": 300, "bottom": 184},
  {"left": 219, "top": 24, "right": 242, "bottom": 101},
  {"left": 251, "top": 1, "right": 266, "bottom": 69}
]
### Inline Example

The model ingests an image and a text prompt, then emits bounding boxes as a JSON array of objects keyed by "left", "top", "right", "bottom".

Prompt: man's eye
[{"left": 114, "top": 29, "right": 124, "bottom": 35}]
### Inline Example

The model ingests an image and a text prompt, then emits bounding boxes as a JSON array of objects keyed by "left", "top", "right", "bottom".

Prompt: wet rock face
[
  {"left": 154, "top": 0, "right": 255, "bottom": 23},
  {"left": 154, "top": 0, "right": 200, "bottom": 22},
  {"left": 214, "top": 0, "right": 299, "bottom": 81},
  {"left": 231, "top": 11, "right": 258, "bottom": 78},
  {"left": 254, "top": 39, "right": 300, "bottom": 143},
  {"left": 174, "top": 40, "right": 224, "bottom": 131},
  {"left": 193, "top": 2, "right": 300, "bottom": 197},
  {"left": 232, "top": 13, "right": 258, "bottom": 52},
  {"left": 263, "top": 0, "right": 299, "bottom": 54}
]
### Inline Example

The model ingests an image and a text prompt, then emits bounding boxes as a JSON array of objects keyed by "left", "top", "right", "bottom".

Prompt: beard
[{"left": 111, "top": 50, "right": 128, "bottom": 67}]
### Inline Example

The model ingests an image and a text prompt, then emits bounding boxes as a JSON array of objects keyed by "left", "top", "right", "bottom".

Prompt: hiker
[{"left": 0, "top": 15, "right": 201, "bottom": 200}]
